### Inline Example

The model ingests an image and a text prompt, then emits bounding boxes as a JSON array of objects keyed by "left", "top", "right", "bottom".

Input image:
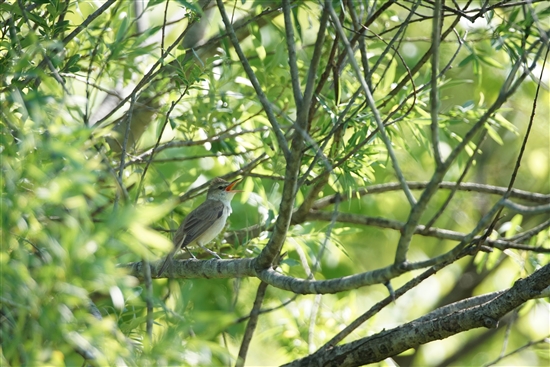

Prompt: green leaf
[
  {"left": 502, "top": 214, "right": 523, "bottom": 237},
  {"left": 485, "top": 124, "right": 504, "bottom": 145},
  {"left": 281, "top": 258, "right": 300, "bottom": 267},
  {"left": 146, "top": 0, "right": 165, "bottom": 8},
  {"left": 478, "top": 55, "right": 504, "bottom": 69},
  {"left": 291, "top": 5, "right": 303, "bottom": 44},
  {"left": 458, "top": 53, "right": 476, "bottom": 68},
  {"left": 492, "top": 112, "right": 517, "bottom": 133},
  {"left": 174, "top": 0, "right": 203, "bottom": 15},
  {"left": 115, "top": 15, "right": 130, "bottom": 44}
]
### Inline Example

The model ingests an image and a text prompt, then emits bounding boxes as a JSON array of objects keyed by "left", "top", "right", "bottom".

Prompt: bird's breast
[{"left": 196, "top": 205, "right": 230, "bottom": 245}]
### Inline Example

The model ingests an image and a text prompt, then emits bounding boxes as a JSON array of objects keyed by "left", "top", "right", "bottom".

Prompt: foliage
[{"left": 1, "top": 1, "right": 549, "bottom": 366}]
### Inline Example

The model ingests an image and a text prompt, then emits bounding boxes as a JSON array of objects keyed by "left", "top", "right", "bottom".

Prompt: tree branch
[
  {"left": 282, "top": 0, "right": 303, "bottom": 108},
  {"left": 326, "top": 1, "right": 417, "bottom": 208},
  {"left": 430, "top": 0, "right": 443, "bottom": 166},
  {"left": 235, "top": 281, "right": 268, "bottom": 367},
  {"left": 284, "top": 264, "right": 550, "bottom": 367},
  {"left": 311, "top": 182, "right": 550, "bottom": 210},
  {"left": 216, "top": 0, "right": 290, "bottom": 160}
]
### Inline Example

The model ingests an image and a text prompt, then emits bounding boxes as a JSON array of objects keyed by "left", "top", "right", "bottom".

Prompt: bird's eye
[{"left": 218, "top": 186, "right": 224, "bottom": 190}]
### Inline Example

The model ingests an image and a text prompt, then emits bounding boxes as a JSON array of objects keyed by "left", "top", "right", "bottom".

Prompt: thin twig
[
  {"left": 502, "top": 201, "right": 550, "bottom": 215},
  {"left": 430, "top": 0, "right": 443, "bottom": 166},
  {"left": 235, "top": 281, "right": 268, "bottom": 367},
  {"left": 231, "top": 295, "right": 299, "bottom": 324},
  {"left": 216, "top": 0, "right": 290, "bottom": 160},
  {"left": 482, "top": 41, "right": 549, "bottom": 246},
  {"left": 282, "top": 0, "right": 303, "bottom": 107},
  {"left": 306, "top": 211, "right": 549, "bottom": 253},
  {"left": 161, "top": 0, "right": 170, "bottom": 56},
  {"left": 16, "top": 0, "right": 117, "bottom": 89},
  {"left": 94, "top": 12, "right": 201, "bottom": 127},
  {"left": 143, "top": 260, "right": 153, "bottom": 341},
  {"left": 393, "top": 36, "right": 545, "bottom": 265},
  {"left": 483, "top": 336, "right": 550, "bottom": 367},
  {"left": 318, "top": 246, "right": 472, "bottom": 350},
  {"left": 509, "top": 218, "right": 550, "bottom": 243},
  {"left": 312, "top": 182, "right": 550, "bottom": 210},
  {"left": 327, "top": 1, "right": 417, "bottom": 207},
  {"left": 84, "top": 4, "right": 116, "bottom": 126},
  {"left": 378, "top": 0, "right": 474, "bottom": 110},
  {"left": 134, "top": 88, "right": 189, "bottom": 204},
  {"left": 128, "top": 127, "right": 269, "bottom": 165},
  {"left": 424, "top": 132, "right": 487, "bottom": 230}
]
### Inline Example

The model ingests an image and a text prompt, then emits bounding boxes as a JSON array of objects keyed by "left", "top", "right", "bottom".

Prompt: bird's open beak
[{"left": 225, "top": 179, "right": 242, "bottom": 192}]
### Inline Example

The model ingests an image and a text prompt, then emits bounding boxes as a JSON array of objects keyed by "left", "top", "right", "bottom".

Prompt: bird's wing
[{"left": 173, "top": 200, "right": 225, "bottom": 249}]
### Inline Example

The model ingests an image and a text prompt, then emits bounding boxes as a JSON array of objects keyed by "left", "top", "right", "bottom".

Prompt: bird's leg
[
  {"left": 198, "top": 244, "right": 222, "bottom": 259},
  {"left": 184, "top": 247, "right": 197, "bottom": 259}
]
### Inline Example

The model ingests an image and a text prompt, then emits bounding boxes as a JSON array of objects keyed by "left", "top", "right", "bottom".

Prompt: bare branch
[{"left": 502, "top": 200, "right": 550, "bottom": 215}]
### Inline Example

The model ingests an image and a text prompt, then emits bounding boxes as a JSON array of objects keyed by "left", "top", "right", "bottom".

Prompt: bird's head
[{"left": 207, "top": 177, "right": 242, "bottom": 201}]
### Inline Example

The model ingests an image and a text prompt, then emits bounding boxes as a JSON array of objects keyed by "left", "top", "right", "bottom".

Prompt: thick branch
[
  {"left": 131, "top": 258, "right": 401, "bottom": 295},
  {"left": 283, "top": 264, "right": 550, "bottom": 367}
]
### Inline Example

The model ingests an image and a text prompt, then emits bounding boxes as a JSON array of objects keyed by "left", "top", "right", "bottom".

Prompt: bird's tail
[
  {"left": 157, "top": 234, "right": 187, "bottom": 277},
  {"left": 157, "top": 247, "right": 177, "bottom": 277}
]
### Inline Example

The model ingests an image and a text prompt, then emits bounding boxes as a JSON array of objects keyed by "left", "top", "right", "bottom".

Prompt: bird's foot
[{"left": 199, "top": 245, "right": 222, "bottom": 259}]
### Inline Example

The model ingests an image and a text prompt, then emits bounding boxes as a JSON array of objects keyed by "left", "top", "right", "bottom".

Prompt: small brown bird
[{"left": 157, "top": 177, "right": 241, "bottom": 276}]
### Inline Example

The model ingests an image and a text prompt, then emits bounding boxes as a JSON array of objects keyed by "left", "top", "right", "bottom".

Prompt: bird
[{"left": 157, "top": 177, "right": 241, "bottom": 277}]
